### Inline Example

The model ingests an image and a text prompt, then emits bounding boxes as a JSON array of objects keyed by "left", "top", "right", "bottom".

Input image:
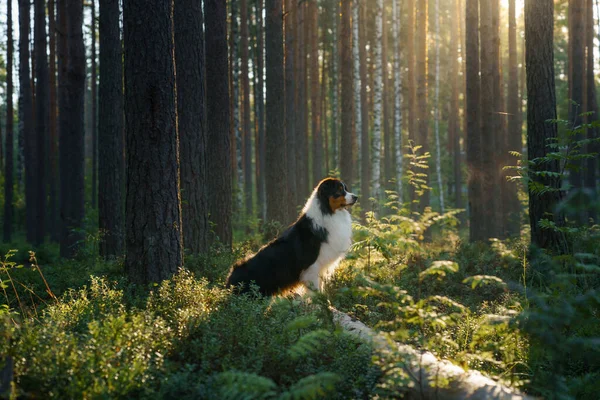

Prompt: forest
[{"left": 0, "top": 0, "right": 599, "bottom": 398}]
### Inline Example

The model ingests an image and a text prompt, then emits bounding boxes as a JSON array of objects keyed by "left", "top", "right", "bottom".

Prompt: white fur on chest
[{"left": 299, "top": 192, "right": 353, "bottom": 290}]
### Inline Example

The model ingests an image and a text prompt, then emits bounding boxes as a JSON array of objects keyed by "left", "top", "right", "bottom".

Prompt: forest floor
[{"left": 1, "top": 214, "right": 599, "bottom": 399}]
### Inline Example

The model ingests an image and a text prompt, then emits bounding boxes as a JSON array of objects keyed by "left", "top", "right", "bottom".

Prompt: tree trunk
[
  {"left": 174, "top": 0, "right": 209, "bottom": 254},
  {"left": 230, "top": 0, "right": 243, "bottom": 212},
  {"left": 569, "top": 0, "right": 585, "bottom": 193},
  {"left": 371, "top": 0, "right": 383, "bottom": 207},
  {"left": 33, "top": 0, "right": 49, "bottom": 246},
  {"left": 479, "top": 0, "right": 496, "bottom": 239},
  {"left": 584, "top": 0, "right": 597, "bottom": 219},
  {"left": 310, "top": 0, "right": 322, "bottom": 188},
  {"left": 48, "top": 0, "right": 59, "bottom": 242},
  {"left": 449, "top": 0, "right": 463, "bottom": 214},
  {"left": 392, "top": 0, "right": 403, "bottom": 201},
  {"left": 331, "top": 0, "right": 339, "bottom": 171},
  {"left": 91, "top": 0, "right": 98, "bottom": 210},
  {"left": 406, "top": 0, "right": 417, "bottom": 206},
  {"left": 123, "top": 0, "right": 183, "bottom": 283},
  {"left": 98, "top": 0, "right": 125, "bottom": 258},
  {"left": 416, "top": 0, "right": 429, "bottom": 214},
  {"left": 466, "top": 0, "right": 484, "bottom": 242},
  {"left": 295, "top": 1, "right": 309, "bottom": 201},
  {"left": 4, "top": 0, "right": 15, "bottom": 243},
  {"left": 205, "top": 0, "right": 233, "bottom": 246},
  {"left": 20, "top": 0, "right": 34, "bottom": 245},
  {"left": 382, "top": 7, "right": 392, "bottom": 197},
  {"left": 240, "top": 0, "right": 253, "bottom": 220},
  {"left": 525, "top": 0, "right": 568, "bottom": 254},
  {"left": 359, "top": 0, "right": 370, "bottom": 216},
  {"left": 255, "top": 0, "right": 266, "bottom": 220},
  {"left": 353, "top": 0, "right": 362, "bottom": 183},
  {"left": 59, "top": 0, "right": 86, "bottom": 258},
  {"left": 265, "top": 0, "right": 288, "bottom": 229},
  {"left": 284, "top": 0, "right": 297, "bottom": 221},
  {"left": 506, "top": 0, "right": 521, "bottom": 236},
  {"left": 433, "top": 0, "right": 444, "bottom": 213},
  {"left": 340, "top": 0, "right": 354, "bottom": 187}
]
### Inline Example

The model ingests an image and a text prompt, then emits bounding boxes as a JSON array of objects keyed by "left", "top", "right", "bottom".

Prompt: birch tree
[
  {"left": 371, "top": 0, "right": 383, "bottom": 205},
  {"left": 433, "top": 0, "right": 444, "bottom": 212},
  {"left": 392, "top": 0, "right": 403, "bottom": 199}
]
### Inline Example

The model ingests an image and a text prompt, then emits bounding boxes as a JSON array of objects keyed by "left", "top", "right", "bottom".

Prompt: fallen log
[{"left": 331, "top": 308, "right": 535, "bottom": 400}]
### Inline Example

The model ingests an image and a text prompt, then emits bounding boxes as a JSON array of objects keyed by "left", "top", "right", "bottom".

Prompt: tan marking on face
[{"left": 329, "top": 195, "right": 347, "bottom": 212}]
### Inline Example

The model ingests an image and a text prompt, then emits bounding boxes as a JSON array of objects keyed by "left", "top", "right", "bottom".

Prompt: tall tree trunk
[
  {"left": 20, "top": 0, "right": 34, "bottom": 245},
  {"left": 285, "top": 0, "right": 298, "bottom": 220},
  {"left": 124, "top": 0, "right": 183, "bottom": 282},
  {"left": 255, "top": 0, "right": 266, "bottom": 220},
  {"left": 34, "top": 0, "right": 49, "bottom": 246},
  {"left": 479, "top": 0, "right": 496, "bottom": 239},
  {"left": 331, "top": 0, "right": 339, "bottom": 171},
  {"left": 352, "top": 0, "right": 362, "bottom": 182},
  {"left": 48, "top": 0, "right": 59, "bottom": 242},
  {"left": 416, "top": 0, "right": 429, "bottom": 213},
  {"left": 506, "top": 0, "right": 521, "bottom": 236},
  {"left": 584, "top": 0, "right": 597, "bottom": 219},
  {"left": 525, "top": 0, "right": 568, "bottom": 254},
  {"left": 406, "top": 0, "right": 417, "bottom": 206},
  {"left": 392, "top": 0, "right": 403, "bottom": 201},
  {"left": 205, "top": 0, "right": 233, "bottom": 246},
  {"left": 310, "top": 0, "right": 322, "bottom": 187},
  {"left": 60, "top": 0, "right": 86, "bottom": 258},
  {"left": 371, "top": 0, "right": 383, "bottom": 207},
  {"left": 174, "top": 0, "right": 209, "bottom": 254},
  {"left": 230, "top": 0, "right": 243, "bottom": 212},
  {"left": 98, "top": 0, "right": 124, "bottom": 258},
  {"left": 382, "top": 6, "right": 392, "bottom": 196},
  {"left": 340, "top": 0, "right": 354, "bottom": 187},
  {"left": 449, "top": 0, "right": 463, "bottom": 214},
  {"left": 265, "top": 0, "right": 288, "bottom": 229},
  {"left": 433, "top": 0, "right": 444, "bottom": 212},
  {"left": 241, "top": 0, "right": 253, "bottom": 219},
  {"left": 466, "top": 0, "right": 484, "bottom": 242},
  {"left": 295, "top": 1, "right": 309, "bottom": 202},
  {"left": 569, "top": 0, "right": 585, "bottom": 194},
  {"left": 4, "top": 0, "right": 15, "bottom": 242},
  {"left": 359, "top": 0, "right": 370, "bottom": 215},
  {"left": 91, "top": 0, "right": 98, "bottom": 209}
]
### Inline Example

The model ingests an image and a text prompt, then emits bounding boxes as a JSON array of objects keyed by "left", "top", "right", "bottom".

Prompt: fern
[
  {"left": 279, "top": 372, "right": 341, "bottom": 400},
  {"left": 213, "top": 371, "right": 278, "bottom": 400}
]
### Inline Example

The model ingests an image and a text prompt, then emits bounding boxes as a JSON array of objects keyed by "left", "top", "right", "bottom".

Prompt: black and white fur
[{"left": 226, "top": 178, "right": 358, "bottom": 296}]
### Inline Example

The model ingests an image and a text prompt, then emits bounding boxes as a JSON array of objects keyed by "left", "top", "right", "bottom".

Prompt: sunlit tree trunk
[
  {"left": 371, "top": 0, "right": 383, "bottom": 207},
  {"left": 433, "top": 0, "right": 444, "bottom": 212},
  {"left": 353, "top": 0, "right": 362, "bottom": 179},
  {"left": 340, "top": 0, "right": 354, "bottom": 186},
  {"left": 416, "top": 0, "right": 429, "bottom": 213},
  {"left": 506, "top": 0, "right": 521, "bottom": 236},
  {"left": 295, "top": 1, "right": 309, "bottom": 200},
  {"left": 310, "top": 0, "right": 322, "bottom": 187},
  {"left": 331, "top": 0, "right": 339, "bottom": 170},
  {"left": 449, "top": 0, "right": 463, "bottom": 214},
  {"left": 392, "top": 0, "right": 403, "bottom": 200}
]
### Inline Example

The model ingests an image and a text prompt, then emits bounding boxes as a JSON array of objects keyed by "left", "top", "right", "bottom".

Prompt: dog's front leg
[{"left": 300, "top": 263, "right": 322, "bottom": 292}]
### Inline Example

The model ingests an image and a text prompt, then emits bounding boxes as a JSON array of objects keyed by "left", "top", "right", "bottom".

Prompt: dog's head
[{"left": 316, "top": 178, "right": 358, "bottom": 215}]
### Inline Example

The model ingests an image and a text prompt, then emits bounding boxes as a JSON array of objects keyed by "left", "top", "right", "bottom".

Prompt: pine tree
[
  {"left": 371, "top": 0, "right": 383, "bottom": 206},
  {"left": 340, "top": 0, "right": 354, "bottom": 187},
  {"left": 4, "top": 0, "right": 15, "bottom": 242}
]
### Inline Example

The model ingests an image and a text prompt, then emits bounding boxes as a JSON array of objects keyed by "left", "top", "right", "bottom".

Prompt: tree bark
[
  {"left": 406, "top": 0, "right": 417, "bottom": 206},
  {"left": 466, "top": 0, "right": 484, "bottom": 242},
  {"left": 98, "top": 0, "right": 125, "bottom": 258},
  {"left": 205, "top": 0, "right": 233, "bottom": 246},
  {"left": 59, "top": 0, "right": 86, "bottom": 258},
  {"left": 4, "top": 0, "right": 15, "bottom": 243},
  {"left": 506, "top": 0, "right": 521, "bottom": 236},
  {"left": 48, "top": 0, "right": 59, "bottom": 242},
  {"left": 359, "top": 0, "right": 370, "bottom": 216},
  {"left": 255, "top": 0, "right": 267, "bottom": 220},
  {"left": 174, "top": 0, "right": 209, "bottom": 254},
  {"left": 123, "top": 0, "right": 183, "bottom": 283},
  {"left": 19, "top": 0, "right": 34, "bottom": 245},
  {"left": 433, "top": 0, "right": 444, "bottom": 213},
  {"left": 584, "top": 0, "right": 597, "bottom": 219},
  {"left": 285, "top": 0, "right": 298, "bottom": 221},
  {"left": 330, "top": 0, "right": 339, "bottom": 172},
  {"left": 569, "top": 0, "right": 585, "bottom": 193},
  {"left": 525, "top": 0, "right": 568, "bottom": 254},
  {"left": 340, "top": 0, "right": 354, "bottom": 187},
  {"left": 371, "top": 0, "right": 383, "bottom": 207},
  {"left": 449, "top": 0, "right": 463, "bottom": 215},
  {"left": 310, "top": 0, "right": 322, "bottom": 188},
  {"left": 352, "top": 0, "right": 362, "bottom": 184},
  {"left": 230, "top": 0, "right": 243, "bottom": 212},
  {"left": 241, "top": 0, "right": 254, "bottom": 220},
  {"left": 91, "top": 0, "right": 98, "bottom": 210},
  {"left": 416, "top": 0, "right": 429, "bottom": 214},
  {"left": 392, "top": 0, "right": 403, "bottom": 201},
  {"left": 34, "top": 0, "right": 49, "bottom": 246},
  {"left": 265, "top": 0, "right": 288, "bottom": 229}
]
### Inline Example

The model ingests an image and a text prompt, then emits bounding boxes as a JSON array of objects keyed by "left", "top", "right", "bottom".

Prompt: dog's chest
[{"left": 316, "top": 210, "right": 352, "bottom": 264}]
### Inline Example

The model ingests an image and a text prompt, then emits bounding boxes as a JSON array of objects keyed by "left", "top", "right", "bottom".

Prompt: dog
[{"left": 226, "top": 178, "right": 358, "bottom": 296}]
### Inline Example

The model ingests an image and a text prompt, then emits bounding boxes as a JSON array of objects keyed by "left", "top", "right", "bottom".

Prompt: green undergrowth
[{"left": 1, "top": 257, "right": 379, "bottom": 399}]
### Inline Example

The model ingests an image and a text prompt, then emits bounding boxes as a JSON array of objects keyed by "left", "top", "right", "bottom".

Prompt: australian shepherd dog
[{"left": 226, "top": 178, "right": 358, "bottom": 296}]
